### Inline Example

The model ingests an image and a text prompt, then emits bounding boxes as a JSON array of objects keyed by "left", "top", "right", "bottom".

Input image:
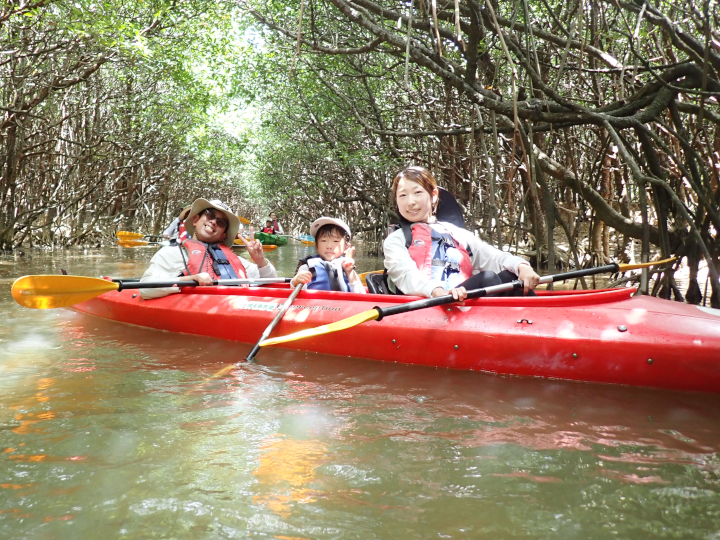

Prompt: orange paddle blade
[
  {"left": 118, "top": 240, "right": 149, "bottom": 247},
  {"left": 618, "top": 256, "right": 676, "bottom": 271},
  {"left": 116, "top": 231, "right": 145, "bottom": 240},
  {"left": 238, "top": 215, "right": 251, "bottom": 225},
  {"left": 12, "top": 275, "right": 119, "bottom": 309}
]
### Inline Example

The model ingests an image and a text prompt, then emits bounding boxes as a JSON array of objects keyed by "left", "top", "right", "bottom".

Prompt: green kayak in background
[{"left": 254, "top": 232, "right": 288, "bottom": 246}]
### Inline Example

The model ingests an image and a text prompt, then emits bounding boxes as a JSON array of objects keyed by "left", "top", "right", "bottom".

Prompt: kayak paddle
[
  {"left": 116, "top": 231, "right": 164, "bottom": 241},
  {"left": 117, "top": 239, "right": 170, "bottom": 248},
  {"left": 233, "top": 239, "right": 277, "bottom": 251},
  {"left": 259, "top": 258, "right": 676, "bottom": 348},
  {"left": 246, "top": 283, "right": 304, "bottom": 361},
  {"left": 12, "top": 275, "right": 292, "bottom": 310}
]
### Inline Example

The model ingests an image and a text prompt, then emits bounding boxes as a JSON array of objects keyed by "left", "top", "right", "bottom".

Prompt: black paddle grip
[
  {"left": 549, "top": 263, "right": 619, "bottom": 282},
  {"left": 117, "top": 280, "right": 200, "bottom": 291},
  {"left": 373, "top": 280, "right": 524, "bottom": 321}
]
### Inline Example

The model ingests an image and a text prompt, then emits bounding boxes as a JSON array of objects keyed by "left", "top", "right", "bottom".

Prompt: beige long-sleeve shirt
[{"left": 139, "top": 244, "right": 277, "bottom": 299}]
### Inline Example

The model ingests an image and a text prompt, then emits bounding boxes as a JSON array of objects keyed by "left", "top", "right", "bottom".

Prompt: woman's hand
[
  {"left": 291, "top": 270, "right": 312, "bottom": 287},
  {"left": 237, "top": 226, "right": 268, "bottom": 267},
  {"left": 517, "top": 263, "right": 541, "bottom": 294},
  {"left": 184, "top": 272, "right": 214, "bottom": 286},
  {"left": 431, "top": 286, "right": 467, "bottom": 301}
]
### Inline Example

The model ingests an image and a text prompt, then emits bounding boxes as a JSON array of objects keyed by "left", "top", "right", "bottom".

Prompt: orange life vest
[
  {"left": 180, "top": 239, "right": 248, "bottom": 279},
  {"left": 407, "top": 223, "right": 473, "bottom": 288}
]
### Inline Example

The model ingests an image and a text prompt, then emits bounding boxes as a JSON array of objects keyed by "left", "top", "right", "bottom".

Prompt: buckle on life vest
[{"left": 432, "top": 259, "right": 460, "bottom": 272}]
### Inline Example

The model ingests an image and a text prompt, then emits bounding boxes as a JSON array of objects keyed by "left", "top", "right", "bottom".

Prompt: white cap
[{"left": 310, "top": 217, "right": 352, "bottom": 239}]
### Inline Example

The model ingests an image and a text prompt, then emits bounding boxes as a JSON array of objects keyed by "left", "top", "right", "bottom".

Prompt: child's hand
[
  {"left": 291, "top": 270, "right": 312, "bottom": 287},
  {"left": 342, "top": 246, "right": 356, "bottom": 275}
]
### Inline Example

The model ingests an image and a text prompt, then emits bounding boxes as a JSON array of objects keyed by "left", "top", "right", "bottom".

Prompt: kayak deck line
[
  {"left": 177, "top": 285, "right": 636, "bottom": 307},
  {"left": 71, "top": 286, "right": 720, "bottom": 394}
]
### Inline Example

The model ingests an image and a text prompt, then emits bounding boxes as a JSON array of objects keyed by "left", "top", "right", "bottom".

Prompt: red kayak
[{"left": 73, "top": 286, "right": 720, "bottom": 393}]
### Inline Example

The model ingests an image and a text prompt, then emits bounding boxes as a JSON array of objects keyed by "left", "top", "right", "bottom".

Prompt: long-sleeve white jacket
[
  {"left": 139, "top": 244, "right": 277, "bottom": 299},
  {"left": 383, "top": 221, "right": 530, "bottom": 298}
]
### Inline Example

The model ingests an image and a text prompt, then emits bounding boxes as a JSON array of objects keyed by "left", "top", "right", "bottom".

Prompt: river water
[{"left": 1, "top": 244, "right": 719, "bottom": 539}]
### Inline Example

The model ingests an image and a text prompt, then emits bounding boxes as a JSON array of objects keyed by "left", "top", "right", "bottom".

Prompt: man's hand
[
  {"left": 237, "top": 226, "right": 268, "bottom": 267},
  {"left": 517, "top": 263, "right": 541, "bottom": 294}
]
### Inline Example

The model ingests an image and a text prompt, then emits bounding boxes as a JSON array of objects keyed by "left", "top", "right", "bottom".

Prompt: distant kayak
[
  {"left": 298, "top": 234, "right": 314, "bottom": 245},
  {"left": 254, "top": 232, "right": 288, "bottom": 246}
]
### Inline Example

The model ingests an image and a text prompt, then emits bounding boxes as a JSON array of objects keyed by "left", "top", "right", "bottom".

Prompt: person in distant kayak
[
  {"left": 384, "top": 166, "right": 540, "bottom": 300},
  {"left": 140, "top": 198, "right": 277, "bottom": 299},
  {"left": 291, "top": 217, "right": 366, "bottom": 294},
  {"left": 162, "top": 204, "right": 192, "bottom": 240},
  {"left": 269, "top": 212, "right": 284, "bottom": 234},
  {"left": 261, "top": 220, "right": 276, "bottom": 234}
]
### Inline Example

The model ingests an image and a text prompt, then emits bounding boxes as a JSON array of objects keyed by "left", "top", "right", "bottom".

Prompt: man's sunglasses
[{"left": 200, "top": 208, "right": 229, "bottom": 229}]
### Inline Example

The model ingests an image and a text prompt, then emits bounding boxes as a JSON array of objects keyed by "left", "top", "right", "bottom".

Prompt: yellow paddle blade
[
  {"left": 259, "top": 309, "right": 380, "bottom": 347},
  {"left": 118, "top": 240, "right": 149, "bottom": 247},
  {"left": 262, "top": 245, "right": 277, "bottom": 251},
  {"left": 116, "top": 231, "right": 145, "bottom": 240},
  {"left": 618, "top": 256, "right": 676, "bottom": 271},
  {"left": 11, "top": 275, "right": 120, "bottom": 309},
  {"left": 238, "top": 215, "right": 251, "bottom": 225},
  {"left": 358, "top": 270, "right": 382, "bottom": 286},
  {"left": 300, "top": 240, "right": 314, "bottom": 246}
]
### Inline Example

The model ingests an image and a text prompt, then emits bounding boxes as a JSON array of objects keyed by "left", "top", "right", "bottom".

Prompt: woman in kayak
[
  {"left": 384, "top": 166, "right": 540, "bottom": 301},
  {"left": 291, "top": 217, "right": 366, "bottom": 294}
]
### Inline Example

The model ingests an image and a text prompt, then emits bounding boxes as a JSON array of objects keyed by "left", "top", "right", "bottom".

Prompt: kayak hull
[
  {"left": 254, "top": 232, "right": 288, "bottom": 246},
  {"left": 73, "top": 287, "right": 720, "bottom": 393}
]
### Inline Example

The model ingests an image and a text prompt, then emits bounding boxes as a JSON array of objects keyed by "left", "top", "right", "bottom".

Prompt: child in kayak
[
  {"left": 291, "top": 217, "right": 366, "bottom": 294},
  {"left": 261, "top": 220, "right": 275, "bottom": 234},
  {"left": 384, "top": 166, "right": 540, "bottom": 300}
]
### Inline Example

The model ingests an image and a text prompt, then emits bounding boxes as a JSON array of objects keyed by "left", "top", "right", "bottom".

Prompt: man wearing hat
[
  {"left": 140, "top": 198, "right": 277, "bottom": 299},
  {"left": 290, "top": 217, "right": 365, "bottom": 293}
]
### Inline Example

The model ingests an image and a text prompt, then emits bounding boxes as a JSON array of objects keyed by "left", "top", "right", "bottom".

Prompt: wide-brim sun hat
[
  {"left": 310, "top": 217, "right": 351, "bottom": 239},
  {"left": 184, "top": 198, "right": 240, "bottom": 247},
  {"left": 178, "top": 204, "right": 193, "bottom": 221}
]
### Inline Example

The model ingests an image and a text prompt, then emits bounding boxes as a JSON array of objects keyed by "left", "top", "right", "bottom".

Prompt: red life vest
[
  {"left": 262, "top": 226, "right": 275, "bottom": 234},
  {"left": 181, "top": 239, "right": 248, "bottom": 279},
  {"left": 407, "top": 223, "right": 473, "bottom": 287}
]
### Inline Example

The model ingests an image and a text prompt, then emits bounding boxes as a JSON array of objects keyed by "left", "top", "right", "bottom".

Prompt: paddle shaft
[
  {"left": 374, "top": 263, "right": 620, "bottom": 320},
  {"left": 117, "top": 278, "right": 291, "bottom": 290},
  {"left": 246, "top": 283, "right": 304, "bottom": 361}
]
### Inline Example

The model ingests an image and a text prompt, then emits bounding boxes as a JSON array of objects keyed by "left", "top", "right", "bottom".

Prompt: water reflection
[{"left": 2, "top": 247, "right": 720, "bottom": 538}]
